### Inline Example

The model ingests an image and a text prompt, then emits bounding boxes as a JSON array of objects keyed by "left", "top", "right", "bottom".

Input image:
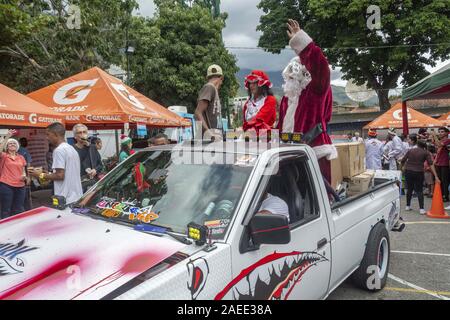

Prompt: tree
[
  {"left": 257, "top": 0, "right": 450, "bottom": 110},
  {"left": 129, "top": 0, "right": 239, "bottom": 114},
  {"left": 0, "top": 0, "right": 137, "bottom": 93}
]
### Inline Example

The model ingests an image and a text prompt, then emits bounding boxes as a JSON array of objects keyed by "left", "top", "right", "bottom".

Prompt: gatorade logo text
[
  {"left": 29, "top": 113, "right": 38, "bottom": 124},
  {"left": 53, "top": 79, "right": 99, "bottom": 105},
  {"left": 110, "top": 83, "right": 146, "bottom": 111},
  {"left": 392, "top": 109, "right": 411, "bottom": 121}
]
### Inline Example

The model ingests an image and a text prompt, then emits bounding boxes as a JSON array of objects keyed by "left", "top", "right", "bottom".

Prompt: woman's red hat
[{"left": 244, "top": 70, "right": 273, "bottom": 89}]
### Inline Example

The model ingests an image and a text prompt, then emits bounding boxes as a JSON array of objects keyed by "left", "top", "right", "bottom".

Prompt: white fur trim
[
  {"left": 289, "top": 30, "right": 313, "bottom": 55},
  {"left": 313, "top": 144, "right": 338, "bottom": 160},
  {"left": 282, "top": 96, "right": 299, "bottom": 133}
]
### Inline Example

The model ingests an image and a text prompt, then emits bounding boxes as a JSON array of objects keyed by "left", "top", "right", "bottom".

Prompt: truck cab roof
[{"left": 142, "top": 141, "right": 310, "bottom": 156}]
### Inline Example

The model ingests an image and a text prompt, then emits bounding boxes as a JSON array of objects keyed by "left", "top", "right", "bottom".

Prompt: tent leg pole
[
  {"left": 402, "top": 101, "right": 409, "bottom": 136},
  {"left": 115, "top": 129, "right": 119, "bottom": 157}
]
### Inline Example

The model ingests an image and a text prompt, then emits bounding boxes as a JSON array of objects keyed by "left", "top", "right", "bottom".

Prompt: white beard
[
  {"left": 281, "top": 57, "right": 312, "bottom": 133},
  {"left": 283, "top": 78, "right": 302, "bottom": 101}
]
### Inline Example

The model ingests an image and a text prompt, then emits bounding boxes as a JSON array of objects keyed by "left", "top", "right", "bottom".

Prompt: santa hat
[
  {"left": 120, "top": 134, "right": 132, "bottom": 146},
  {"left": 244, "top": 70, "right": 273, "bottom": 89},
  {"left": 368, "top": 129, "right": 377, "bottom": 137}
]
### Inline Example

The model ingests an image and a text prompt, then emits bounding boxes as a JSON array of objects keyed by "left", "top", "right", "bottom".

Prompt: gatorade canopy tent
[
  {"left": 401, "top": 62, "right": 450, "bottom": 134},
  {"left": 0, "top": 83, "right": 65, "bottom": 128},
  {"left": 438, "top": 112, "right": 450, "bottom": 126},
  {"left": 27, "top": 67, "right": 190, "bottom": 129},
  {"left": 364, "top": 103, "right": 442, "bottom": 130}
]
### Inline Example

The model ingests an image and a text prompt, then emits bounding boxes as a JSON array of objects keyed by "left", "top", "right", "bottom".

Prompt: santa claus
[
  {"left": 242, "top": 70, "right": 277, "bottom": 133},
  {"left": 278, "top": 20, "right": 337, "bottom": 183}
]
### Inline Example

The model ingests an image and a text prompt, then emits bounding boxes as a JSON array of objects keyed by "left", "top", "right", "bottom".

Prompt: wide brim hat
[{"left": 244, "top": 70, "right": 273, "bottom": 89}]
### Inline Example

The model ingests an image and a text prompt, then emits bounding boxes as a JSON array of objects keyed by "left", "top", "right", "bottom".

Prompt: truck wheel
[{"left": 351, "top": 223, "right": 390, "bottom": 291}]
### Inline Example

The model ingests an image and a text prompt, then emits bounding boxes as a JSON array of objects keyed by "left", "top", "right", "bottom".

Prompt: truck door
[{"left": 217, "top": 153, "right": 332, "bottom": 300}]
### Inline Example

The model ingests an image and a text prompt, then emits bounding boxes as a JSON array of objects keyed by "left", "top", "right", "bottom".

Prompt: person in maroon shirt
[
  {"left": 432, "top": 127, "right": 450, "bottom": 202},
  {"left": 401, "top": 136, "right": 440, "bottom": 215}
]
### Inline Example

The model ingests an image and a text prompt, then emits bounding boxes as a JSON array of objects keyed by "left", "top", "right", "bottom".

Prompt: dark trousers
[
  {"left": 405, "top": 170, "right": 425, "bottom": 209},
  {"left": 435, "top": 166, "right": 449, "bottom": 201},
  {"left": 24, "top": 186, "right": 31, "bottom": 211},
  {"left": 0, "top": 182, "right": 26, "bottom": 219}
]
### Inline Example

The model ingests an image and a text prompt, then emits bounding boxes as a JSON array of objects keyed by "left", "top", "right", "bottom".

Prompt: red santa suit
[
  {"left": 277, "top": 30, "right": 337, "bottom": 183},
  {"left": 242, "top": 70, "right": 277, "bottom": 132}
]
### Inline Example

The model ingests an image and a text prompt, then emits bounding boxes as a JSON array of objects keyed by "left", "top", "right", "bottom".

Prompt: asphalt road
[
  {"left": 328, "top": 196, "right": 450, "bottom": 300},
  {"left": 30, "top": 189, "right": 450, "bottom": 300}
]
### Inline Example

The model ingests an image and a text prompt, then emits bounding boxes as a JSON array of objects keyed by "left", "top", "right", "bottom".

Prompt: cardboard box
[
  {"left": 347, "top": 171, "right": 375, "bottom": 196},
  {"left": 335, "top": 142, "right": 366, "bottom": 178},
  {"left": 331, "top": 157, "right": 343, "bottom": 190}
]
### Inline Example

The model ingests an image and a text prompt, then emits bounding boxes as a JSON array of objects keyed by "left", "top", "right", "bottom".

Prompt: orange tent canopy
[
  {"left": 28, "top": 67, "right": 190, "bottom": 128},
  {"left": 364, "top": 103, "right": 443, "bottom": 130},
  {"left": 438, "top": 112, "right": 450, "bottom": 126},
  {"left": 0, "top": 83, "right": 65, "bottom": 128}
]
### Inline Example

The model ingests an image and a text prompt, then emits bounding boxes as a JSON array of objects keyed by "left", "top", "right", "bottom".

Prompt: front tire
[{"left": 351, "top": 223, "right": 390, "bottom": 291}]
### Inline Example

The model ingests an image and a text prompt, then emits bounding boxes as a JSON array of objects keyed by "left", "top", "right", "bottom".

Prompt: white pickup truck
[{"left": 0, "top": 142, "right": 404, "bottom": 300}]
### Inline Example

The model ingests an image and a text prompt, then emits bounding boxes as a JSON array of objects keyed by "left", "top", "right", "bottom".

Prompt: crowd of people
[
  {"left": 0, "top": 122, "right": 173, "bottom": 219},
  {"left": 355, "top": 127, "right": 450, "bottom": 214}
]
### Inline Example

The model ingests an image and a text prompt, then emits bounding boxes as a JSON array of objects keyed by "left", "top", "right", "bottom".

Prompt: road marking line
[
  {"left": 404, "top": 221, "right": 450, "bottom": 225},
  {"left": 388, "top": 274, "right": 450, "bottom": 300},
  {"left": 384, "top": 287, "right": 450, "bottom": 297},
  {"left": 392, "top": 250, "right": 450, "bottom": 258}
]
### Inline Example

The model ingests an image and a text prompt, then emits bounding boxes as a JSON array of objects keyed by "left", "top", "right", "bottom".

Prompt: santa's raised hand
[{"left": 287, "top": 19, "right": 301, "bottom": 39}]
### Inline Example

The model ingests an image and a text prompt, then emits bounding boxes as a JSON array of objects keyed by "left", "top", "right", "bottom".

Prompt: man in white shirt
[
  {"left": 386, "top": 129, "right": 403, "bottom": 170},
  {"left": 29, "top": 122, "right": 83, "bottom": 205},
  {"left": 258, "top": 193, "right": 290, "bottom": 222},
  {"left": 365, "top": 129, "right": 384, "bottom": 170},
  {"left": 352, "top": 132, "right": 364, "bottom": 143}
]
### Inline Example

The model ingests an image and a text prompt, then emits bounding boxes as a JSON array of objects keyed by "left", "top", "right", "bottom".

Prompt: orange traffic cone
[{"left": 427, "top": 182, "right": 450, "bottom": 219}]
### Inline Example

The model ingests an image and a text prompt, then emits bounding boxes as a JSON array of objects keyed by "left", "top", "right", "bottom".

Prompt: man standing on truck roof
[
  {"left": 277, "top": 20, "right": 337, "bottom": 183},
  {"left": 28, "top": 122, "right": 83, "bottom": 205},
  {"left": 194, "top": 64, "right": 224, "bottom": 141}
]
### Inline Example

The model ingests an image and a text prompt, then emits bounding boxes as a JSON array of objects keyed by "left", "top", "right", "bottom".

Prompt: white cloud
[{"left": 134, "top": 0, "right": 449, "bottom": 86}]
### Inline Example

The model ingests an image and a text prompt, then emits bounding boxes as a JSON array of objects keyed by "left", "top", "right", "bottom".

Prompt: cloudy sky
[{"left": 135, "top": 0, "right": 448, "bottom": 88}]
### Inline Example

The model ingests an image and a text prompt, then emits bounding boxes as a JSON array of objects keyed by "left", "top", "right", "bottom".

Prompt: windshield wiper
[{"left": 134, "top": 224, "right": 192, "bottom": 245}]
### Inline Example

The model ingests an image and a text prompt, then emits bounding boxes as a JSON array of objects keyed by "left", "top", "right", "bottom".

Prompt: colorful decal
[
  {"left": 0, "top": 240, "right": 38, "bottom": 276},
  {"left": 215, "top": 251, "right": 328, "bottom": 300},
  {"left": 204, "top": 219, "right": 231, "bottom": 236},
  {"left": 96, "top": 197, "right": 159, "bottom": 224},
  {"left": 187, "top": 258, "right": 209, "bottom": 300}
]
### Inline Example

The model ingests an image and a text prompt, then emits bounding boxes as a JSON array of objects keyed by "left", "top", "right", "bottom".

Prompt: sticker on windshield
[
  {"left": 204, "top": 219, "right": 230, "bottom": 236},
  {"left": 96, "top": 197, "right": 159, "bottom": 224},
  {"left": 204, "top": 219, "right": 230, "bottom": 229},
  {"left": 235, "top": 155, "right": 257, "bottom": 166}
]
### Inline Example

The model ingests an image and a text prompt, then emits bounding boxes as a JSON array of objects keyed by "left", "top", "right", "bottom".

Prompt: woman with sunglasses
[
  {"left": 243, "top": 70, "right": 277, "bottom": 134},
  {"left": 0, "top": 130, "right": 28, "bottom": 219}
]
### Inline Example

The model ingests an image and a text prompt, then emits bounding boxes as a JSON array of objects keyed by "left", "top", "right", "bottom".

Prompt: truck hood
[{"left": 0, "top": 207, "right": 187, "bottom": 300}]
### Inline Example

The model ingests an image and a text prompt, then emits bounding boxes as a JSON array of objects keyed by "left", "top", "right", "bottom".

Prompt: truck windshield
[{"left": 76, "top": 150, "right": 255, "bottom": 238}]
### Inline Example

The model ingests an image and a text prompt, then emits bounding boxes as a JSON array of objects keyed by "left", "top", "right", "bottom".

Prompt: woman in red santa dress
[
  {"left": 242, "top": 70, "right": 277, "bottom": 133},
  {"left": 278, "top": 19, "right": 337, "bottom": 183}
]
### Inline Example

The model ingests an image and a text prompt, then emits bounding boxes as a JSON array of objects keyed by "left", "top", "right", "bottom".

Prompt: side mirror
[{"left": 249, "top": 214, "right": 290, "bottom": 245}]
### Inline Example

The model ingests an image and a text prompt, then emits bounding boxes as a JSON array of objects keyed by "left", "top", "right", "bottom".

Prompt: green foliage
[
  {"left": 130, "top": 0, "right": 239, "bottom": 113},
  {"left": 257, "top": 0, "right": 450, "bottom": 110},
  {"left": 0, "top": 0, "right": 137, "bottom": 93}
]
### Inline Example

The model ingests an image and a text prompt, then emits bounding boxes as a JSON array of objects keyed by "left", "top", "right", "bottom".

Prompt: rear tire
[{"left": 351, "top": 223, "right": 390, "bottom": 291}]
